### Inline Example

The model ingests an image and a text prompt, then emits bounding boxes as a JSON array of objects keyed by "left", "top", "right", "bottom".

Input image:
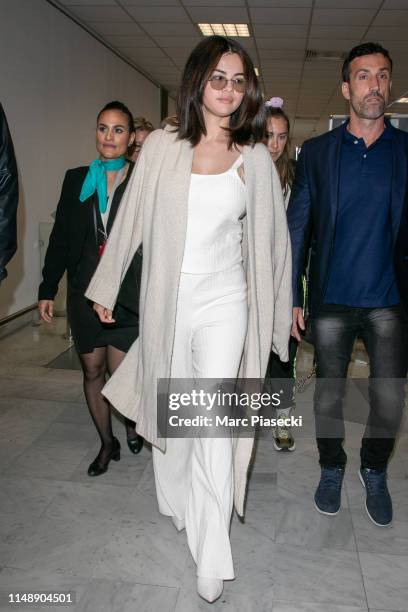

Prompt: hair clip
[{"left": 265, "top": 96, "right": 284, "bottom": 108}]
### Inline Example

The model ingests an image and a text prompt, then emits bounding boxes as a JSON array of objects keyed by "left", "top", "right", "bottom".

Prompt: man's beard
[{"left": 350, "top": 92, "right": 386, "bottom": 120}]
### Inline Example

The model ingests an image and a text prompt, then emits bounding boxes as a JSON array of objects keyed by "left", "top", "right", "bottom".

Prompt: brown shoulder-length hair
[
  {"left": 176, "top": 36, "right": 264, "bottom": 147},
  {"left": 264, "top": 106, "right": 295, "bottom": 196}
]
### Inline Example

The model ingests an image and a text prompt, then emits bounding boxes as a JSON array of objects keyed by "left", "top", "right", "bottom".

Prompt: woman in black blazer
[{"left": 38, "top": 101, "right": 143, "bottom": 476}]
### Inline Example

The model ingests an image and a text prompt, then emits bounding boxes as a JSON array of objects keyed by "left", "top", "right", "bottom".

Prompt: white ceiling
[{"left": 52, "top": 0, "right": 408, "bottom": 145}]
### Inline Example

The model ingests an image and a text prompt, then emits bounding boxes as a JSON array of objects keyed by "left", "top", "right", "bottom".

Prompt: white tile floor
[{"left": 0, "top": 317, "right": 407, "bottom": 611}]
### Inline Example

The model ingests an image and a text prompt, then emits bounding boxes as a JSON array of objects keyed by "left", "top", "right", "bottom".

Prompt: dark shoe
[
  {"left": 87, "top": 438, "right": 121, "bottom": 477},
  {"left": 314, "top": 466, "right": 345, "bottom": 515},
  {"left": 127, "top": 434, "right": 143, "bottom": 454},
  {"left": 359, "top": 468, "right": 392, "bottom": 527}
]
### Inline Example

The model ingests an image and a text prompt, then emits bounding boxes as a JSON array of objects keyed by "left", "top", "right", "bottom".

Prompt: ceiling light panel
[
  {"left": 199, "top": 24, "right": 213, "bottom": 35},
  {"left": 198, "top": 23, "right": 250, "bottom": 37},
  {"left": 212, "top": 24, "right": 226, "bottom": 35}
]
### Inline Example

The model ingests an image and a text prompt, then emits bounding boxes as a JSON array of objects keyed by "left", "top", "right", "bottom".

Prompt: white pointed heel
[
  {"left": 171, "top": 516, "right": 185, "bottom": 532},
  {"left": 197, "top": 577, "right": 223, "bottom": 603}
]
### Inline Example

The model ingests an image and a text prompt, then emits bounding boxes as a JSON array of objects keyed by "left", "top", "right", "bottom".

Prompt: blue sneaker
[
  {"left": 314, "top": 467, "right": 345, "bottom": 515},
  {"left": 359, "top": 468, "right": 392, "bottom": 527}
]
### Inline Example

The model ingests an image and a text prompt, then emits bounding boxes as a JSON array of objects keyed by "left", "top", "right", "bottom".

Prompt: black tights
[{"left": 79, "top": 345, "right": 137, "bottom": 464}]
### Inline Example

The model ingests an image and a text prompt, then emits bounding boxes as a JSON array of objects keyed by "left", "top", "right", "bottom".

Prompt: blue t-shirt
[{"left": 324, "top": 122, "right": 399, "bottom": 308}]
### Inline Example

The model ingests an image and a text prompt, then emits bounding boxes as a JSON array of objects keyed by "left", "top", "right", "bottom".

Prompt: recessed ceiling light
[
  {"left": 396, "top": 97, "right": 408, "bottom": 103},
  {"left": 198, "top": 24, "right": 213, "bottom": 36},
  {"left": 224, "top": 24, "right": 238, "bottom": 36},
  {"left": 212, "top": 24, "right": 226, "bottom": 36},
  {"left": 198, "top": 23, "right": 250, "bottom": 37},
  {"left": 236, "top": 24, "right": 250, "bottom": 37}
]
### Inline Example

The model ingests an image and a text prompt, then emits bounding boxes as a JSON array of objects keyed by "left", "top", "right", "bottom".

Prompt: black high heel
[
  {"left": 127, "top": 434, "right": 143, "bottom": 455},
  {"left": 87, "top": 438, "right": 121, "bottom": 477}
]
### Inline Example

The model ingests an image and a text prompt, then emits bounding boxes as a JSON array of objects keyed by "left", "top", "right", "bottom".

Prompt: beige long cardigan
[{"left": 86, "top": 127, "right": 292, "bottom": 516}]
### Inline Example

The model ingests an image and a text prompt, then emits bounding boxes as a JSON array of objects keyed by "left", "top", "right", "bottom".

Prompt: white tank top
[{"left": 181, "top": 155, "right": 246, "bottom": 273}]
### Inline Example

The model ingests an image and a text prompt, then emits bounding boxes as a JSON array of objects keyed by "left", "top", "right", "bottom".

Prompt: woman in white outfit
[{"left": 87, "top": 36, "right": 292, "bottom": 603}]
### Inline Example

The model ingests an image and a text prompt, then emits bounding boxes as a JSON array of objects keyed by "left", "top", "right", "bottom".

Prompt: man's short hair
[{"left": 342, "top": 42, "right": 393, "bottom": 83}]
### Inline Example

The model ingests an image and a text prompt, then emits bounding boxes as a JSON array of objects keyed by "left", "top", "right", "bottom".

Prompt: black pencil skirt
[{"left": 67, "top": 288, "right": 138, "bottom": 355}]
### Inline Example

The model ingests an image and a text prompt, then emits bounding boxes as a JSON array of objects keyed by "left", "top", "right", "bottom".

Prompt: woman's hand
[
  {"left": 93, "top": 302, "right": 115, "bottom": 323},
  {"left": 38, "top": 300, "right": 54, "bottom": 323},
  {"left": 291, "top": 306, "right": 305, "bottom": 341}
]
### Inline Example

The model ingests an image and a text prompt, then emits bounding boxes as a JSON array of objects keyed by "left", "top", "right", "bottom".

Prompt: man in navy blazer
[{"left": 288, "top": 42, "right": 408, "bottom": 527}]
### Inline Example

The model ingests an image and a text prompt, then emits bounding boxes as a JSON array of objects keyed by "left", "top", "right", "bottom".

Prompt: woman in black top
[{"left": 38, "top": 101, "right": 143, "bottom": 476}]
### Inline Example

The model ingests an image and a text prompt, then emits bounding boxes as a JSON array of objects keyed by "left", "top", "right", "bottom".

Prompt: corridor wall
[{"left": 0, "top": 0, "right": 160, "bottom": 319}]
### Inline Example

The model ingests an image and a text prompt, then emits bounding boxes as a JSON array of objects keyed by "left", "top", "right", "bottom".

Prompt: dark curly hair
[{"left": 97, "top": 100, "right": 134, "bottom": 134}]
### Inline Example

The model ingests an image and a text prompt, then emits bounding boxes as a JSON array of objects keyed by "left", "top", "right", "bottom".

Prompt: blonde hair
[
  {"left": 128, "top": 116, "right": 154, "bottom": 157},
  {"left": 134, "top": 116, "right": 154, "bottom": 133}
]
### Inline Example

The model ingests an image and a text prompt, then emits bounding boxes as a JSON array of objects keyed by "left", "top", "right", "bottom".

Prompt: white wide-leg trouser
[{"left": 153, "top": 264, "right": 247, "bottom": 580}]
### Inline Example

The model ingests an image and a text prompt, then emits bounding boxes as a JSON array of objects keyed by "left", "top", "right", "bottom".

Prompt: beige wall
[
  {"left": 167, "top": 96, "right": 177, "bottom": 118},
  {"left": 0, "top": 0, "right": 160, "bottom": 319}
]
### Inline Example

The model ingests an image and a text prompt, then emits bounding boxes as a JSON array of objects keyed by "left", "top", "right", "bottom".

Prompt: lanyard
[{"left": 93, "top": 165, "right": 126, "bottom": 255}]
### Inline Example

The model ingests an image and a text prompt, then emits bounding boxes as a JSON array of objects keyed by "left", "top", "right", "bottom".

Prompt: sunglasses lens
[
  {"left": 208, "top": 76, "right": 246, "bottom": 92},
  {"left": 210, "top": 77, "right": 226, "bottom": 90}
]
